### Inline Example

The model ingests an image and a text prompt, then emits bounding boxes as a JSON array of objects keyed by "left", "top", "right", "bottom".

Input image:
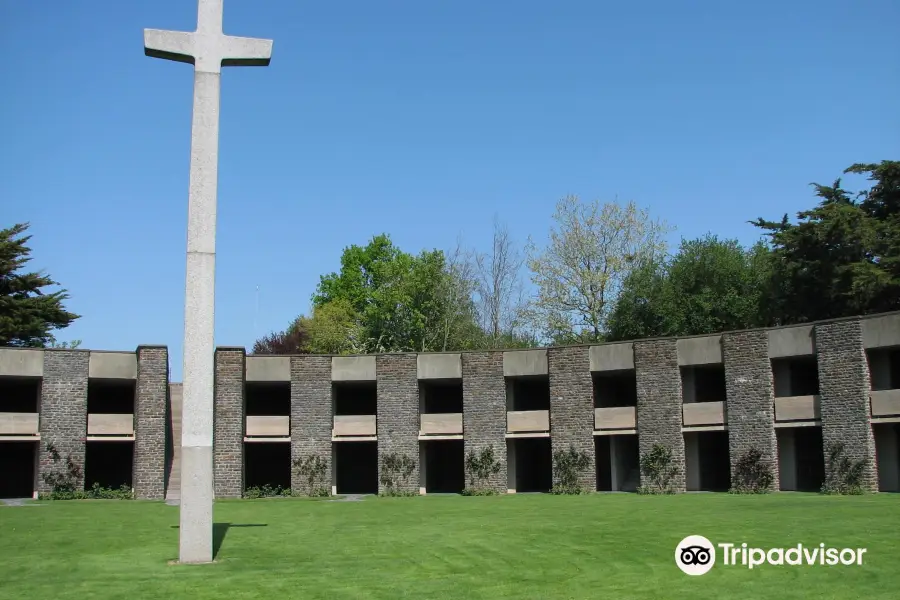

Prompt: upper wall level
[{"left": 0, "top": 348, "right": 142, "bottom": 379}]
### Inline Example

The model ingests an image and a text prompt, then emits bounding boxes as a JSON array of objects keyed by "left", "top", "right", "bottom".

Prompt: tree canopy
[{"left": 0, "top": 223, "right": 80, "bottom": 347}]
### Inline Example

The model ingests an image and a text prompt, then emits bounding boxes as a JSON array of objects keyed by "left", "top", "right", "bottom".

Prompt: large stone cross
[{"left": 143, "top": 0, "right": 272, "bottom": 564}]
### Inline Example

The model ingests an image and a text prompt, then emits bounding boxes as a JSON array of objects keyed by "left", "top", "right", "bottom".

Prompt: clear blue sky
[{"left": 2, "top": 0, "right": 898, "bottom": 381}]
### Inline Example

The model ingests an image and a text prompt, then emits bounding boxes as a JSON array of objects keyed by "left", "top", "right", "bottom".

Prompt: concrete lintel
[
  {"left": 774, "top": 420, "right": 822, "bottom": 429},
  {"left": 593, "top": 429, "right": 637, "bottom": 436},
  {"left": 676, "top": 336, "right": 723, "bottom": 366},
  {"left": 417, "top": 353, "right": 462, "bottom": 379},
  {"left": 331, "top": 435, "right": 378, "bottom": 442},
  {"left": 0, "top": 435, "right": 41, "bottom": 441},
  {"left": 871, "top": 417, "right": 900, "bottom": 424},
  {"left": 681, "top": 425, "right": 728, "bottom": 433},
  {"left": 504, "top": 432, "right": 550, "bottom": 439},
  {"left": 0, "top": 348, "right": 44, "bottom": 377},
  {"left": 245, "top": 356, "right": 290, "bottom": 382},
  {"left": 589, "top": 343, "right": 634, "bottom": 372},
  {"left": 243, "top": 436, "right": 291, "bottom": 443},
  {"left": 89, "top": 351, "right": 137, "bottom": 380},
  {"left": 767, "top": 326, "right": 815, "bottom": 358},
  {"left": 331, "top": 356, "right": 376, "bottom": 381},
  {"left": 418, "top": 434, "right": 464, "bottom": 441},
  {"left": 85, "top": 435, "right": 136, "bottom": 442},
  {"left": 503, "top": 349, "right": 548, "bottom": 377},
  {"left": 862, "top": 314, "right": 900, "bottom": 349}
]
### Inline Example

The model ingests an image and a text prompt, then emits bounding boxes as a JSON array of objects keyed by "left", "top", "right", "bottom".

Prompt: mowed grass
[{"left": 1, "top": 493, "right": 898, "bottom": 599}]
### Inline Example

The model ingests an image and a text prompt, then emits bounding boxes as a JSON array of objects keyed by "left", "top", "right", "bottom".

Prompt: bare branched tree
[
  {"left": 474, "top": 216, "right": 527, "bottom": 347},
  {"left": 526, "top": 195, "right": 670, "bottom": 344}
]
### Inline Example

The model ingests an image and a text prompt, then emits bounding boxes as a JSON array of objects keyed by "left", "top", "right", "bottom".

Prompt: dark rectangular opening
[
  {"left": 592, "top": 370, "right": 637, "bottom": 408},
  {"left": 867, "top": 347, "right": 900, "bottom": 391},
  {"left": 795, "top": 427, "right": 825, "bottom": 492},
  {"left": 333, "top": 382, "right": 377, "bottom": 416},
  {"left": 420, "top": 380, "right": 463, "bottom": 414},
  {"left": 0, "top": 376, "right": 40, "bottom": 413},
  {"left": 512, "top": 437, "right": 552, "bottom": 492},
  {"left": 682, "top": 365, "right": 726, "bottom": 403},
  {"left": 422, "top": 439, "right": 464, "bottom": 493},
  {"left": 245, "top": 381, "right": 290, "bottom": 416},
  {"left": 595, "top": 435, "right": 639, "bottom": 491},
  {"left": 84, "top": 441, "right": 133, "bottom": 489},
  {"left": 873, "top": 423, "right": 900, "bottom": 492},
  {"left": 772, "top": 357, "right": 819, "bottom": 397},
  {"left": 507, "top": 376, "right": 550, "bottom": 411},
  {"left": 87, "top": 379, "right": 135, "bottom": 414},
  {"left": 244, "top": 442, "right": 291, "bottom": 490},
  {"left": 0, "top": 441, "right": 37, "bottom": 498},
  {"left": 685, "top": 431, "right": 730, "bottom": 491},
  {"left": 335, "top": 441, "right": 378, "bottom": 494}
]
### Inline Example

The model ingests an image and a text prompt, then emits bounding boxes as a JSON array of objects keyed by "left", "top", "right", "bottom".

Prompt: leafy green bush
[
  {"left": 293, "top": 454, "right": 330, "bottom": 497},
  {"left": 463, "top": 445, "right": 502, "bottom": 495},
  {"left": 243, "top": 484, "right": 292, "bottom": 499},
  {"left": 550, "top": 445, "right": 591, "bottom": 495},
  {"left": 822, "top": 441, "right": 868, "bottom": 495},
  {"left": 40, "top": 442, "right": 81, "bottom": 493},
  {"left": 730, "top": 447, "right": 775, "bottom": 494},
  {"left": 379, "top": 453, "right": 416, "bottom": 496},
  {"left": 40, "top": 482, "right": 133, "bottom": 501},
  {"left": 637, "top": 443, "right": 678, "bottom": 494}
]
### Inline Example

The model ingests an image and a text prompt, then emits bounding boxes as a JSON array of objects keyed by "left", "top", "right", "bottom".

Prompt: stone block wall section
[
  {"left": 376, "top": 354, "right": 419, "bottom": 494},
  {"left": 290, "top": 356, "right": 332, "bottom": 493},
  {"left": 462, "top": 352, "right": 507, "bottom": 492},
  {"left": 134, "top": 346, "right": 169, "bottom": 500},
  {"left": 634, "top": 339, "right": 686, "bottom": 492},
  {"left": 214, "top": 348, "right": 245, "bottom": 498},
  {"left": 723, "top": 331, "right": 778, "bottom": 489},
  {"left": 37, "top": 350, "right": 89, "bottom": 493},
  {"left": 549, "top": 346, "right": 594, "bottom": 490},
  {"left": 815, "top": 320, "right": 879, "bottom": 492}
]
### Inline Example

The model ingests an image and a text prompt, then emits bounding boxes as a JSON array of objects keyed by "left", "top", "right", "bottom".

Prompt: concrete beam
[
  {"left": 589, "top": 343, "right": 634, "bottom": 372},
  {"left": 862, "top": 314, "right": 900, "bottom": 349},
  {"left": 245, "top": 356, "right": 290, "bottom": 382},
  {"left": 417, "top": 353, "right": 462, "bottom": 379},
  {"left": 676, "top": 336, "right": 723, "bottom": 366},
  {"left": 331, "top": 356, "right": 376, "bottom": 381},
  {"left": 767, "top": 326, "right": 815, "bottom": 358},
  {"left": 88, "top": 351, "right": 137, "bottom": 379},
  {"left": 502, "top": 349, "right": 548, "bottom": 377},
  {"left": 0, "top": 348, "right": 44, "bottom": 377}
]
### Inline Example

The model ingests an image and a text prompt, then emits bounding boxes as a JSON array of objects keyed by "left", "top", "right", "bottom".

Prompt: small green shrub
[
  {"left": 293, "top": 454, "right": 330, "bottom": 497},
  {"left": 463, "top": 445, "right": 502, "bottom": 495},
  {"left": 550, "top": 445, "right": 591, "bottom": 495},
  {"left": 637, "top": 443, "right": 678, "bottom": 494},
  {"left": 243, "top": 484, "right": 292, "bottom": 499},
  {"left": 821, "top": 441, "right": 868, "bottom": 495},
  {"left": 39, "top": 483, "right": 133, "bottom": 501},
  {"left": 379, "top": 452, "right": 416, "bottom": 496},
  {"left": 730, "top": 447, "right": 775, "bottom": 494},
  {"left": 40, "top": 442, "right": 81, "bottom": 493}
]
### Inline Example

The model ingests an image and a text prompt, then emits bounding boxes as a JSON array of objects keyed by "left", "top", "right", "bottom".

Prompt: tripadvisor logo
[{"left": 675, "top": 535, "right": 868, "bottom": 576}]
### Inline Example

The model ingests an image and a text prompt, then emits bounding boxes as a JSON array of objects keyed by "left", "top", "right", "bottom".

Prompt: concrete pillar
[
  {"left": 38, "top": 350, "right": 89, "bottom": 494},
  {"left": 134, "top": 345, "right": 169, "bottom": 499},
  {"left": 815, "top": 320, "right": 878, "bottom": 492},
  {"left": 874, "top": 424, "right": 900, "bottom": 492},
  {"left": 685, "top": 433, "right": 700, "bottom": 491},
  {"left": 723, "top": 330, "right": 778, "bottom": 490},
  {"left": 290, "top": 355, "right": 331, "bottom": 495},
  {"left": 376, "top": 354, "right": 419, "bottom": 494},
  {"left": 462, "top": 352, "right": 507, "bottom": 493},
  {"left": 548, "top": 346, "right": 595, "bottom": 490},
  {"left": 419, "top": 441, "right": 427, "bottom": 495},
  {"left": 507, "top": 439, "right": 517, "bottom": 493},
  {"left": 609, "top": 437, "right": 619, "bottom": 491},
  {"left": 213, "top": 347, "right": 244, "bottom": 498},
  {"left": 777, "top": 429, "right": 797, "bottom": 491},
  {"left": 635, "top": 339, "right": 685, "bottom": 492}
]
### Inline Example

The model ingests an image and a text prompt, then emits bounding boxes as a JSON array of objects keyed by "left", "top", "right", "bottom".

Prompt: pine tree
[{"left": 0, "top": 223, "right": 80, "bottom": 347}]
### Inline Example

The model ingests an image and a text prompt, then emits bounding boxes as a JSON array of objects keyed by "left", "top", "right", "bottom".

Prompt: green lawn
[{"left": 1, "top": 493, "right": 897, "bottom": 599}]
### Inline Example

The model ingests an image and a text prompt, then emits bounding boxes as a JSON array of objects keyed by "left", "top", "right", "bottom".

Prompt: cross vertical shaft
[{"left": 143, "top": 0, "right": 272, "bottom": 564}]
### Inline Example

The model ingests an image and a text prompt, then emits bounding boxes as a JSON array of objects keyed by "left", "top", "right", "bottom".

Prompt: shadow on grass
[{"left": 170, "top": 523, "right": 268, "bottom": 559}]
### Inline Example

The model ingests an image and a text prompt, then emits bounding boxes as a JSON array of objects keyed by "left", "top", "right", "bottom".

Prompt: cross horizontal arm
[
  {"left": 221, "top": 35, "right": 273, "bottom": 67},
  {"left": 144, "top": 29, "right": 195, "bottom": 64}
]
